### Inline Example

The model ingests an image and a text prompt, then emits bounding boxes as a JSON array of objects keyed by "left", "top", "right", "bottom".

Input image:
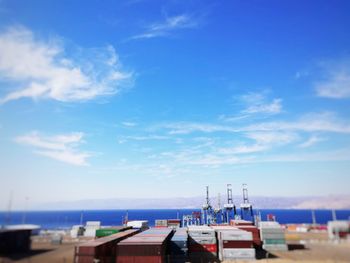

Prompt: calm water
[{"left": 1, "top": 209, "right": 350, "bottom": 230}]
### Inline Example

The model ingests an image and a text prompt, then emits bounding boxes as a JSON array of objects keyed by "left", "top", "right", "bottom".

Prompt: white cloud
[
  {"left": 121, "top": 122, "right": 137, "bottom": 127},
  {"left": 246, "top": 131, "right": 298, "bottom": 145},
  {"left": 260, "top": 148, "right": 350, "bottom": 163},
  {"left": 218, "top": 144, "right": 267, "bottom": 155},
  {"left": 15, "top": 132, "right": 90, "bottom": 166},
  {"left": 240, "top": 92, "right": 282, "bottom": 115},
  {"left": 121, "top": 135, "right": 169, "bottom": 141},
  {"left": 244, "top": 112, "right": 350, "bottom": 133},
  {"left": 217, "top": 132, "right": 297, "bottom": 155},
  {"left": 298, "top": 135, "right": 326, "bottom": 148},
  {"left": 0, "top": 26, "right": 132, "bottom": 103},
  {"left": 159, "top": 112, "right": 350, "bottom": 135},
  {"left": 315, "top": 70, "right": 350, "bottom": 98},
  {"left": 161, "top": 122, "right": 237, "bottom": 135},
  {"left": 130, "top": 14, "right": 197, "bottom": 40},
  {"left": 315, "top": 61, "right": 350, "bottom": 99}
]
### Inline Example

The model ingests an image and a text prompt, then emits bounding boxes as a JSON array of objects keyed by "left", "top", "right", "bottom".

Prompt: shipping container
[
  {"left": 96, "top": 226, "right": 132, "bottom": 238},
  {"left": 188, "top": 236, "right": 216, "bottom": 245},
  {"left": 222, "top": 248, "right": 255, "bottom": 259},
  {"left": 187, "top": 226, "right": 215, "bottom": 238},
  {"left": 230, "top": 220, "right": 253, "bottom": 226},
  {"left": 75, "top": 229, "right": 139, "bottom": 263},
  {"left": 222, "top": 240, "right": 253, "bottom": 249},
  {"left": 116, "top": 228, "right": 173, "bottom": 263},
  {"left": 188, "top": 243, "right": 217, "bottom": 253},
  {"left": 262, "top": 244, "right": 288, "bottom": 251},
  {"left": 155, "top": 220, "right": 168, "bottom": 227},
  {"left": 170, "top": 228, "right": 188, "bottom": 256},
  {"left": 235, "top": 225, "right": 261, "bottom": 246}
]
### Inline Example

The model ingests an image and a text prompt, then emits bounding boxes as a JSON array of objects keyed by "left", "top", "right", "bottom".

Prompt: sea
[{"left": 1, "top": 209, "right": 350, "bottom": 230}]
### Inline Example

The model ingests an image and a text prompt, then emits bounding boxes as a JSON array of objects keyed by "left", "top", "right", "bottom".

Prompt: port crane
[
  {"left": 213, "top": 193, "right": 223, "bottom": 223},
  {"left": 223, "top": 184, "right": 236, "bottom": 223},
  {"left": 240, "top": 183, "right": 254, "bottom": 220},
  {"left": 202, "top": 186, "right": 214, "bottom": 225}
]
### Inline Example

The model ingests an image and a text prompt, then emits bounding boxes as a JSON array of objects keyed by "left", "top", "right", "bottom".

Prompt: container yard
[{"left": 1, "top": 185, "right": 350, "bottom": 262}]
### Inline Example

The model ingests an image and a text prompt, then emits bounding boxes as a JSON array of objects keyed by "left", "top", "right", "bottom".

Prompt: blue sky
[{"left": 0, "top": 0, "right": 350, "bottom": 209}]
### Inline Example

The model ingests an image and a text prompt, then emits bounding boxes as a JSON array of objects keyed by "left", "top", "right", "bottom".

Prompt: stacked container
[
  {"left": 155, "top": 220, "right": 168, "bottom": 228},
  {"left": 116, "top": 228, "right": 173, "bottom": 263},
  {"left": 126, "top": 220, "right": 149, "bottom": 230},
  {"left": 327, "top": 220, "right": 350, "bottom": 239},
  {"left": 187, "top": 225, "right": 217, "bottom": 261},
  {"left": 230, "top": 219, "right": 254, "bottom": 226},
  {"left": 259, "top": 221, "right": 288, "bottom": 251},
  {"left": 212, "top": 226, "right": 255, "bottom": 261},
  {"left": 234, "top": 225, "right": 261, "bottom": 247},
  {"left": 167, "top": 219, "right": 181, "bottom": 229},
  {"left": 84, "top": 221, "right": 101, "bottom": 237},
  {"left": 74, "top": 229, "right": 139, "bottom": 263},
  {"left": 169, "top": 228, "right": 188, "bottom": 262},
  {"left": 96, "top": 226, "right": 132, "bottom": 238}
]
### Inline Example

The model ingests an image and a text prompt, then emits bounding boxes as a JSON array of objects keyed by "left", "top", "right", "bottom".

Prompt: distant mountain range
[{"left": 31, "top": 195, "right": 350, "bottom": 210}]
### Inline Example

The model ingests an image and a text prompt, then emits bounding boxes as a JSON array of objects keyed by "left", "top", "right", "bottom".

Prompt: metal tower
[
  {"left": 240, "top": 184, "right": 253, "bottom": 220},
  {"left": 202, "top": 186, "right": 213, "bottom": 225},
  {"left": 223, "top": 184, "right": 236, "bottom": 223},
  {"left": 213, "top": 193, "right": 223, "bottom": 223}
]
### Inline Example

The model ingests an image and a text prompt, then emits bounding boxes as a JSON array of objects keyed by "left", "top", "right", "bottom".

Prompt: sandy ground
[{"left": 0, "top": 231, "right": 349, "bottom": 262}]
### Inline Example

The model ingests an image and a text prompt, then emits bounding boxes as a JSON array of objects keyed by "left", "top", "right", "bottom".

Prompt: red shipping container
[
  {"left": 230, "top": 220, "right": 253, "bottom": 226},
  {"left": 117, "top": 255, "right": 164, "bottom": 263},
  {"left": 235, "top": 226, "right": 261, "bottom": 246},
  {"left": 189, "top": 243, "right": 217, "bottom": 253},
  {"left": 222, "top": 240, "right": 253, "bottom": 248},
  {"left": 75, "top": 229, "right": 139, "bottom": 263},
  {"left": 167, "top": 219, "right": 181, "bottom": 224},
  {"left": 116, "top": 228, "right": 172, "bottom": 263}
]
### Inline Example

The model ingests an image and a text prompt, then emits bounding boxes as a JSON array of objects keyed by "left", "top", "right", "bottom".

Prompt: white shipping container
[
  {"left": 188, "top": 226, "right": 215, "bottom": 238},
  {"left": 86, "top": 221, "right": 101, "bottom": 227},
  {"left": 222, "top": 248, "right": 255, "bottom": 259},
  {"left": 328, "top": 220, "right": 350, "bottom": 239},
  {"left": 127, "top": 220, "right": 149, "bottom": 229},
  {"left": 263, "top": 244, "right": 288, "bottom": 251},
  {"left": 260, "top": 228, "right": 284, "bottom": 233},
  {"left": 219, "top": 230, "right": 253, "bottom": 241},
  {"left": 260, "top": 233, "right": 285, "bottom": 239},
  {"left": 259, "top": 221, "right": 281, "bottom": 228},
  {"left": 189, "top": 236, "right": 216, "bottom": 244},
  {"left": 155, "top": 219, "right": 168, "bottom": 226}
]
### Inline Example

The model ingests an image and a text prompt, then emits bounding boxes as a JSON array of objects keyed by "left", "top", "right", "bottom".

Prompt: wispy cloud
[
  {"left": 15, "top": 132, "right": 90, "bottom": 166},
  {"left": 244, "top": 112, "right": 350, "bottom": 133},
  {"left": 118, "top": 135, "right": 169, "bottom": 143},
  {"left": 130, "top": 14, "right": 198, "bottom": 40},
  {"left": 315, "top": 61, "right": 350, "bottom": 99},
  {"left": 246, "top": 131, "right": 298, "bottom": 145},
  {"left": 298, "top": 135, "right": 326, "bottom": 148},
  {"left": 121, "top": 121, "right": 137, "bottom": 127},
  {"left": 161, "top": 122, "right": 237, "bottom": 135},
  {"left": 158, "top": 112, "right": 350, "bottom": 135},
  {"left": 217, "top": 144, "right": 267, "bottom": 155},
  {"left": 240, "top": 92, "right": 282, "bottom": 115},
  {"left": 217, "top": 132, "right": 297, "bottom": 155},
  {"left": 0, "top": 26, "right": 133, "bottom": 104}
]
